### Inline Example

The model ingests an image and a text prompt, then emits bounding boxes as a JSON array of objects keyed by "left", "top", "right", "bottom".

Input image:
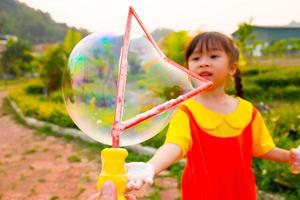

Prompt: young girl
[{"left": 126, "top": 31, "right": 300, "bottom": 200}]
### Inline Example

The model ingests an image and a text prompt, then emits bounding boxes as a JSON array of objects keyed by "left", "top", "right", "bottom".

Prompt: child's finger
[
  {"left": 100, "top": 181, "right": 118, "bottom": 200},
  {"left": 127, "top": 180, "right": 136, "bottom": 190},
  {"left": 132, "top": 180, "right": 143, "bottom": 190},
  {"left": 290, "top": 149, "right": 298, "bottom": 160},
  {"left": 127, "top": 180, "right": 143, "bottom": 190},
  {"left": 125, "top": 187, "right": 134, "bottom": 193},
  {"left": 144, "top": 177, "right": 153, "bottom": 185},
  {"left": 125, "top": 194, "right": 136, "bottom": 200}
]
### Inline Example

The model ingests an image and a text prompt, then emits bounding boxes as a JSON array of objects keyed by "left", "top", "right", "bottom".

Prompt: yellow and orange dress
[{"left": 165, "top": 97, "right": 275, "bottom": 200}]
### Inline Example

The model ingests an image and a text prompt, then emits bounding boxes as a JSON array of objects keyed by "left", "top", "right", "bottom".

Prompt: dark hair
[{"left": 184, "top": 31, "right": 243, "bottom": 98}]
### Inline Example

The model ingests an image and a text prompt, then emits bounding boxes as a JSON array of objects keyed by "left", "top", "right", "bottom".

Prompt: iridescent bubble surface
[{"left": 63, "top": 18, "right": 207, "bottom": 146}]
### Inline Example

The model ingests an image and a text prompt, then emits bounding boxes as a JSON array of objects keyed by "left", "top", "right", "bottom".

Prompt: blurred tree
[
  {"left": 262, "top": 38, "right": 300, "bottom": 56},
  {"left": 128, "top": 52, "right": 142, "bottom": 76},
  {"left": 289, "top": 38, "right": 300, "bottom": 53},
  {"left": 40, "top": 29, "right": 82, "bottom": 94},
  {"left": 234, "top": 21, "right": 258, "bottom": 59},
  {"left": 40, "top": 45, "right": 67, "bottom": 94},
  {"left": 0, "top": 39, "right": 33, "bottom": 77},
  {"left": 64, "top": 28, "right": 83, "bottom": 56},
  {"left": 159, "top": 31, "right": 191, "bottom": 66},
  {"left": 0, "top": 0, "right": 88, "bottom": 44}
]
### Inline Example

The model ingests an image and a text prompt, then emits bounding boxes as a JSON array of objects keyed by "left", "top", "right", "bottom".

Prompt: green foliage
[
  {"left": 64, "top": 29, "right": 83, "bottom": 56},
  {"left": 262, "top": 38, "right": 300, "bottom": 56},
  {"left": 253, "top": 101, "right": 300, "bottom": 199},
  {"left": 0, "top": 39, "right": 34, "bottom": 77},
  {"left": 40, "top": 45, "right": 67, "bottom": 93},
  {"left": 0, "top": 77, "right": 31, "bottom": 90},
  {"left": 234, "top": 21, "right": 258, "bottom": 58},
  {"left": 67, "top": 155, "right": 81, "bottom": 163},
  {"left": 265, "top": 102, "right": 300, "bottom": 143},
  {"left": 8, "top": 80, "right": 76, "bottom": 128},
  {"left": 142, "top": 125, "right": 168, "bottom": 148},
  {"left": 0, "top": 0, "right": 88, "bottom": 43},
  {"left": 25, "top": 83, "right": 44, "bottom": 95},
  {"left": 160, "top": 31, "right": 190, "bottom": 65},
  {"left": 227, "top": 65, "right": 300, "bottom": 102},
  {"left": 38, "top": 29, "right": 83, "bottom": 94}
]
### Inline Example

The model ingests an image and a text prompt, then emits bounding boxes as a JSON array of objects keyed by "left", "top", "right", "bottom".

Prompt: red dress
[{"left": 180, "top": 105, "right": 258, "bottom": 200}]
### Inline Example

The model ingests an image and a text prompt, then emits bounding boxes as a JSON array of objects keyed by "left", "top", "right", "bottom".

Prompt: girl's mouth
[{"left": 199, "top": 71, "right": 213, "bottom": 77}]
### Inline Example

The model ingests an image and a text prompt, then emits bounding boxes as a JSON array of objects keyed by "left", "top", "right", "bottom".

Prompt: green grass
[
  {"left": 67, "top": 155, "right": 81, "bottom": 163},
  {"left": 141, "top": 125, "right": 168, "bottom": 148},
  {"left": 227, "top": 65, "right": 300, "bottom": 102},
  {"left": 0, "top": 77, "right": 35, "bottom": 90},
  {"left": 49, "top": 196, "right": 59, "bottom": 200},
  {"left": 23, "top": 149, "right": 37, "bottom": 155},
  {"left": 2, "top": 98, "right": 26, "bottom": 126}
]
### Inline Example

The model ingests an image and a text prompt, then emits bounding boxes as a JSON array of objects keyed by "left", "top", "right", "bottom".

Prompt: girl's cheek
[{"left": 189, "top": 66, "right": 198, "bottom": 73}]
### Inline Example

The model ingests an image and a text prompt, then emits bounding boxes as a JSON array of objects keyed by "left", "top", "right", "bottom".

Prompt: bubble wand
[
  {"left": 65, "top": 6, "right": 213, "bottom": 200},
  {"left": 97, "top": 6, "right": 213, "bottom": 199}
]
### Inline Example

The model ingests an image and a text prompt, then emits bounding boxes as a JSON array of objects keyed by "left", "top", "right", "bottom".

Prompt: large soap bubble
[{"left": 63, "top": 13, "right": 209, "bottom": 146}]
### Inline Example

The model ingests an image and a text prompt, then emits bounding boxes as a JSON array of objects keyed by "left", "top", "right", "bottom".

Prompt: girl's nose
[{"left": 198, "top": 58, "right": 211, "bottom": 68}]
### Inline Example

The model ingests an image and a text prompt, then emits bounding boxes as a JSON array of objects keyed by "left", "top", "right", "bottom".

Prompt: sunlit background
[{"left": 17, "top": 0, "right": 300, "bottom": 34}]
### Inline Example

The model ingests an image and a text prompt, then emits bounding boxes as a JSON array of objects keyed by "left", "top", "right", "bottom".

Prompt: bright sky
[{"left": 18, "top": 0, "right": 300, "bottom": 35}]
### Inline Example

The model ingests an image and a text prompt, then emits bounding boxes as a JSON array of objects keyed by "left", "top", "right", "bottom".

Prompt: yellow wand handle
[{"left": 97, "top": 148, "right": 128, "bottom": 200}]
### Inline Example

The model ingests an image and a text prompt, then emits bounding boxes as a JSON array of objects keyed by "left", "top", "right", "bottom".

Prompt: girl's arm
[
  {"left": 148, "top": 143, "right": 182, "bottom": 175},
  {"left": 257, "top": 147, "right": 290, "bottom": 163}
]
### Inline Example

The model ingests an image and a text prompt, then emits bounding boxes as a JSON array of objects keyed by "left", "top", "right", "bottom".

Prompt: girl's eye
[
  {"left": 210, "top": 55, "right": 219, "bottom": 59},
  {"left": 192, "top": 57, "right": 200, "bottom": 61}
]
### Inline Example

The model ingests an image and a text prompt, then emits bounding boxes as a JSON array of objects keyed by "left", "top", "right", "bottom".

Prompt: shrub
[
  {"left": 8, "top": 81, "right": 76, "bottom": 128},
  {"left": 25, "top": 84, "right": 44, "bottom": 95}
]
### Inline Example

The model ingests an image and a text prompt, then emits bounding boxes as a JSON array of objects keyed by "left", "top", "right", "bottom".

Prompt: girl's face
[{"left": 187, "top": 49, "right": 236, "bottom": 88}]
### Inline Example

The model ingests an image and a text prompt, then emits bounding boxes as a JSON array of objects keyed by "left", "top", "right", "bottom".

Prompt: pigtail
[{"left": 234, "top": 68, "right": 244, "bottom": 98}]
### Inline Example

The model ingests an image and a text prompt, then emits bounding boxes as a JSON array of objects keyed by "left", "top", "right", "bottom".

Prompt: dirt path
[
  {"left": 0, "top": 90, "right": 180, "bottom": 200},
  {"left": 0, "top": 90, "right": 102, "bottom": 200}
]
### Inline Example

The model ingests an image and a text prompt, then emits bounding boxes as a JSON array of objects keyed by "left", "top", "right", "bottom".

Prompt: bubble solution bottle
[{"left": 97, "top": 148, "right": 128, "bottom": 200}]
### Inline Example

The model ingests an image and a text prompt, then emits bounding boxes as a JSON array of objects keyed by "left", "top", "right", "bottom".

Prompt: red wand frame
[{"left": 111, "top": 6, "right": 213, "bottom": 147}]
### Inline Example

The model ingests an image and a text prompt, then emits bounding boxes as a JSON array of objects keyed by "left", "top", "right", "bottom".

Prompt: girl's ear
[{"left": 229, "top": 63, "right": 237, "bottom": 76}]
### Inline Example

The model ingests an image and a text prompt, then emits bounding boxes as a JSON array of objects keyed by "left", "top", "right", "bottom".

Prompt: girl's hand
[
  {"left": 289, "top": 147, "right": 300, "bottom": 174},
  {"left": 126, "top": 162, "right": 155, "bottom": 191},
  {"left": 88, "top": 181, "right": 136, "bottom": 200}
]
